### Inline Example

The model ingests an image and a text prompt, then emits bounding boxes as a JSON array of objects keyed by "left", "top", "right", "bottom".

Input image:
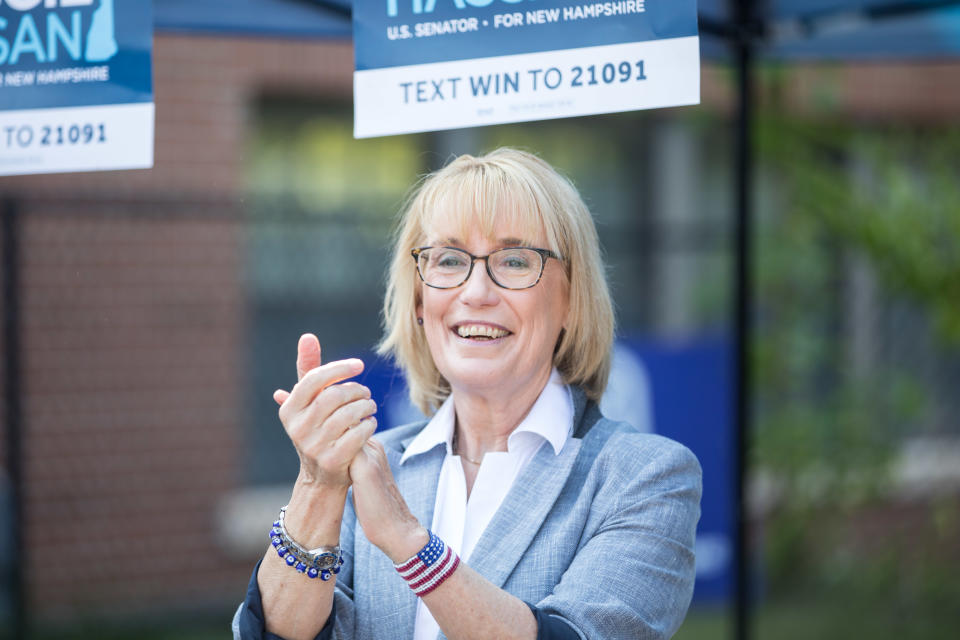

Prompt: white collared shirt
[{"left": 399, "top": 369, "right": 574, "bottom": 640}]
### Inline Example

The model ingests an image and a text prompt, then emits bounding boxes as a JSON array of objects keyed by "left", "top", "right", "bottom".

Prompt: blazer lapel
[
  {"left": 383, "top": 391, "right": 596, "bottom": 639},
  {"left": 464, "top": 388, "right": 592, "bottom": 588},
  {"left": 465, "top": 433, "right": 582, "bottom": 589}
]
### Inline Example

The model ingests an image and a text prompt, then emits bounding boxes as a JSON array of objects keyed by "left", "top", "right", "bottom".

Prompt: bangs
[{"left": 413, "top": 159, "right": 564, "bottom": 255}]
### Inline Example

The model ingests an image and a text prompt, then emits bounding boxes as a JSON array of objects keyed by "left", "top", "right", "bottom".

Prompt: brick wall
[
  {"left": 1, "top": 34, "right": 355, "bottom": 621},
  {"left": 21, "top": 203, "right": 245, "bottom": 618},
  {"left": 701, "top": 61, "right": 960, "bottom": 122}
]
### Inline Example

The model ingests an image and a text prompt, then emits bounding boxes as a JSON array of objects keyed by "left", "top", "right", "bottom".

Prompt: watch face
[{"left": 313, "top": 552, "right": 339, "bottom": 570}]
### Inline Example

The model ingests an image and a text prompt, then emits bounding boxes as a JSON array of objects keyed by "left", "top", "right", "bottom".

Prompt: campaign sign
[
  {"left": 353, "top": 0, "right": 699, "bottom": 138},
  {"left": 0, "top": 0, "right": 153, "bottom": 176}
]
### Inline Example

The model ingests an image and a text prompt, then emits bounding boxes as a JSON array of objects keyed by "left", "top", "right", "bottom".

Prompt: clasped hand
[{"left": 274, "top": 334, "right": 427, "bottom": 563}]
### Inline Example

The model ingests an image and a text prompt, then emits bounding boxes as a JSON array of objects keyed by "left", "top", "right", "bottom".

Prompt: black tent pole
[
  {"left": 2, "top": 197, "right": 26, "bottom": 640},
  {"left": 731, "top": 1, "right": 755, "bottom": 640}
]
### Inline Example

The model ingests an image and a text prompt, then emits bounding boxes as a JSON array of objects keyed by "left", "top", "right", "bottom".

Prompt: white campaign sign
[
  {"left": 0, "top": 103, "right": 153, "bottom": 176},
  {"left": 355, "top": 37, "right": 699, "bottom": 138},
  {"left": 352, "top": 0, "right": 700, "bottom": 138}
]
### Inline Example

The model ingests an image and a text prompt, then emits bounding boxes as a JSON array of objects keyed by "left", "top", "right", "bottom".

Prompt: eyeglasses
[{"left": 411, "top": 246, "right": 560, "bottom": 290}]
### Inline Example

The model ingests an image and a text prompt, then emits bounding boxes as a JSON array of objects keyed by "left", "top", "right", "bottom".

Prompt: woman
[{"left": 234, "top": 148, "right": 701, "bottom": 640}]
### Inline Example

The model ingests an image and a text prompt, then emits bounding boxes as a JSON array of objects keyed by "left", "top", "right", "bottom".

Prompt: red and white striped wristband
[{"left": 394, "top": 530, "right": 460, "bottom": 597}]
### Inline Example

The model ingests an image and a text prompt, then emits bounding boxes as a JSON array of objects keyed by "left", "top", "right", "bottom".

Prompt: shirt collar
[
  {"left": 400, "top": 369, "right": 573, "bottom": 465},
  {"left": 399, "top": 392, "right": 456, "bottom": 464}
]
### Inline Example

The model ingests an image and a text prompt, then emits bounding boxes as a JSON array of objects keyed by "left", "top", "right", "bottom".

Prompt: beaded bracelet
[
  {"left": 269, "top": 506, "right": 343, "bottom": 580},
  {"left": 393, "top": 531, "right": 460, "bottom": 597}
]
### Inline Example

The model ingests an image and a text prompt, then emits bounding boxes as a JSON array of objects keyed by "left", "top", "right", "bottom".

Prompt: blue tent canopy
[
  {"left": 154, "top": 0, "right": 960, "bottom": 58},
  {"left": 154, "top": 0, "right": 352, "bottom": 39},
  {"left": 700, "top": 0, "right": 960, "bottom": 58}
]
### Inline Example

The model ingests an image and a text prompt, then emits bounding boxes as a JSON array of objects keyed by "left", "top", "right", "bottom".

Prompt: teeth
[{"left": 457, "top": 325, "right": 508, "bottom": 339}]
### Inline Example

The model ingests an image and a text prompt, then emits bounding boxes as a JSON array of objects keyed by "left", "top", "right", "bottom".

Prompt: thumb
[
  {"left": 273, "top": 389, "right": 290, "bottom": 406},
  {"left": 296, "top": 333, "right": 322, "bottom": 381}
]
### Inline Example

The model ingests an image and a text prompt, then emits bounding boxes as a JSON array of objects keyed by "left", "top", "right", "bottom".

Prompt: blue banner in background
[
  {"left": 621, "top": 336, "right": 733, "bottom": 602},
  {"left": 1, "top": 0, "right": 154, "bottom": 176},
  {"left": 352, "top": 0, "right": 700, "bottom": 137}
]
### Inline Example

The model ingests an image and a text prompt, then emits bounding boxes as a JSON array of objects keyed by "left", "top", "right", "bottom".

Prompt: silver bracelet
[{"left": 269, "top": 506, "right": 343, "bottom": 580}]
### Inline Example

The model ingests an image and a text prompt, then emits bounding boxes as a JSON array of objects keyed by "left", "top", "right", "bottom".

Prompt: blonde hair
[{"left": 377, "top": 148, "right": 615, "bottom": 414}]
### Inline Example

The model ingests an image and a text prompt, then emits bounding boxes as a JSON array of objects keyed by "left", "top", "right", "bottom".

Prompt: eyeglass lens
[{"left": 417, "top": 248, "right": 543, "bottom": 289}]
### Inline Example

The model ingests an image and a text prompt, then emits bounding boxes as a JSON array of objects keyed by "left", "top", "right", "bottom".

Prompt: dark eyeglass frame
[{"left": 410, "top": 246, "right": 560, "bottom": 290}]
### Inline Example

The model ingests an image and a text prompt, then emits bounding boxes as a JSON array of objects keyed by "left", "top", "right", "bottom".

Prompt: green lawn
[{"left": 676, "top": 599, "right": 960, "bottom": 640}]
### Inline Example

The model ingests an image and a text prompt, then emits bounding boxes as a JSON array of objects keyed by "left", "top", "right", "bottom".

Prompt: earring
[{"left": 417, "top": 317, "right": 424, "bottom": 326}]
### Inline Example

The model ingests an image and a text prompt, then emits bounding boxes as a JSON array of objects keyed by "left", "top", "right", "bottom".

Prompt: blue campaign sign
[
  {"left": 0, "top": 0, "right": 153, "bottom": 176},
  {"left": 352, "top": 0, "right": 700, "bottom": 137}
]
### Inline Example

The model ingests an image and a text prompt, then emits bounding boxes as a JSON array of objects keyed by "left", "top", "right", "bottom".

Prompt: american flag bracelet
[{"left": 393, "top": 531, "right": 460, "bottom": 597}]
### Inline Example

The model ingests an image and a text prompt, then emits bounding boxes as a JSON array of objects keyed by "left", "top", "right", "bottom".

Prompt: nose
[{"left": 459, "top": 258, "right": 500, "bottom": 306}]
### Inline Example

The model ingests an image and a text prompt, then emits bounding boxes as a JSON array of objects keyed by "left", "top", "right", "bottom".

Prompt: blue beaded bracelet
[{"left": 269, "top": 507, "right": 343, "bottom": 580}]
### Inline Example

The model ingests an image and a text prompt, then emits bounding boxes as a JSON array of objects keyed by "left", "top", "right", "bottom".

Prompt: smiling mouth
[{"left": 455, "top": 324, "right": 511, "bottom": 340}]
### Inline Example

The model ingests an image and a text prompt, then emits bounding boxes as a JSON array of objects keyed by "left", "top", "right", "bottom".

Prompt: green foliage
[
  {"left": 758, "top": 118, "right": 960, "bottom": 344},
  {"left": 751, "top": 110, "right": 960, "bottom": 623}
]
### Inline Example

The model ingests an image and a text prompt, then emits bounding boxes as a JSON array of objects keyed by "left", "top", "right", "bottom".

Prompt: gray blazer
[{"left": 238, "top": 388, "right": 701, "bottom": 640}]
